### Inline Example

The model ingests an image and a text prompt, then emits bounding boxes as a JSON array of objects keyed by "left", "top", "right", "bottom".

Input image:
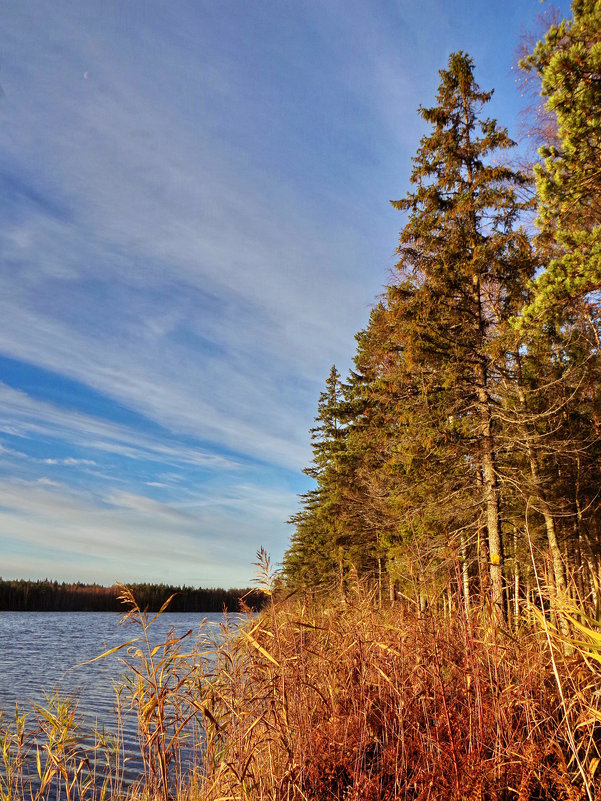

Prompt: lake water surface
[{"left": 0, "top": 611, "right": 237, "bottom": 790}]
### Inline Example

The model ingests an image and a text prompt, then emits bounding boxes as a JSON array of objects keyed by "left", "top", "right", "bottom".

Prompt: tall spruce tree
[
  {"left": 345, "top": 298, "right": 477, "bottom": 605},
  {"left": 390, "top": 52, "right": 535, "bottom": 618},
  {"left": 339, "top": 306, "right": 419, "bottom": 598}
]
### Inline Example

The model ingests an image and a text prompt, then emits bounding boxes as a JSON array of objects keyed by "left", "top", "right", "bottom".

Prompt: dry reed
[
  {"left": 3, "top": 573, "right": 601, "bottom": 800},
  {"left": 199, "top": 590, "right": 601, "bottom": 801}
]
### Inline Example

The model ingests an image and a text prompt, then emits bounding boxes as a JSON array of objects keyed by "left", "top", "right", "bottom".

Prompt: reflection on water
[{"left": 0, "top": 610, "right": 234, "bottom": 791}]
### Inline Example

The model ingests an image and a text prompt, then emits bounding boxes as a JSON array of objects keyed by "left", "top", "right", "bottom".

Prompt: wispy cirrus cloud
[
  {"left": 0, "top": 383, "right": 240, "bottom": 471},
  {"left": 43, "top": 458, "right": 96, "bottom": 466},
  {"left": 0, "top": 445, "right": 96, "bottom": 467},
  {"left": 0, "top": 477, "right": 294, "bottom": 586}
]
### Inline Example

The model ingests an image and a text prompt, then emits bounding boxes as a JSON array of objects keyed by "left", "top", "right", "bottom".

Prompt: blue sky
[{"left": 0, "top": 0, "right": 569, "bottom": 587}]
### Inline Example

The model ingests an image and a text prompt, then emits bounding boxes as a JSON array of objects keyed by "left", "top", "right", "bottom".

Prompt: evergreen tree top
[
  {"left": 392, "top": 53, "right": 531, "bottom": 240},
  {"left": 390, "top": 51, "right": 534, "bottom": 313},
  {"left": 519, "top": 0, "right": 601, "bottom": 319}
]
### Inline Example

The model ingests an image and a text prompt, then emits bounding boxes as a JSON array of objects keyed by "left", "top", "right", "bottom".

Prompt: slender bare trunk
[
  {"left": 476, "top": 474, "right": 488, "bottom": 603},
  {"left": 460, "top": 533, "right": 470, "bottom": 619},
  {"left": 513, "top": 528, "right": 520, "bottom": 631},
  {"left": 526, "top": 445, "right": 565, "bottom": 595},
  {"left": 514, "top": 359, "right": 566, "bottom": 596},
  {"left": 475, "top": 372, "right": 504, "bottom": 619}
]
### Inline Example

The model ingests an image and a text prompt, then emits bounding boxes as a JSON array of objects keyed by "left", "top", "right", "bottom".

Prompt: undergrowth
[
  {"left": 200, "top": 592, "right": 601, "bottom": 801},
  {"left": 3, "top": 577, "right": 601, "bottom": 800}
]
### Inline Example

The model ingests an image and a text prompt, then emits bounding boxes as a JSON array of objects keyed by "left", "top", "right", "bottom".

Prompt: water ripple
[{"left": 0, "top": 610, "right": 237, "bottom": 792}]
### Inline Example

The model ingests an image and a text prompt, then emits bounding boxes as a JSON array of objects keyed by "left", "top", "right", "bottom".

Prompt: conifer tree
[
  {"left": 390, "top": 52, "right": 535, "bottom": 618},
  {"left": 338, "top": 306, "right": 417, "bottom": 598},
  {"left": 345, "top": 299, "right": 477, "bottom": 605},
  {"left": 284, "top": 366, "right": 347, "bottom": 592},
  {"left": 520, "top": 0, "right": 601, "bottom": 316}
]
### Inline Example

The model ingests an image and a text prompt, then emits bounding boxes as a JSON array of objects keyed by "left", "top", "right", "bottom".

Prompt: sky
[{"left": 0, "top": 0, "right": 571, "bottom": 588}]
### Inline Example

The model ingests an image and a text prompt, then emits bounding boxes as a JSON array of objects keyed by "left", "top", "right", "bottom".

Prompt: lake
[{"left": 0, "top": 610, "right": 241, "bottom": 793}]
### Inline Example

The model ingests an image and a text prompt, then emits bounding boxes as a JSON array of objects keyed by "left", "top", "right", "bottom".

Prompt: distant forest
[{"left": 0, "top": 579, "right": 266, "bottom": 613}]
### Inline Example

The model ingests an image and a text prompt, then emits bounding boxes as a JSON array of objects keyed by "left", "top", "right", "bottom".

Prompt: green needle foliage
[
  {"left": 284, "top": 365, "right": 350, "bottom": 593},
  {"left": 521, "top": 0, "right": 601, "bottom": 317}
]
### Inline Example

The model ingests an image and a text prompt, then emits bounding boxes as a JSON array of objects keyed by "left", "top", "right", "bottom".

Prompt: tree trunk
[
  {"left": 514, "top": 368, "right": 566, "bottom": 596},
  {"left": 514, "top": 529, "right": 520, "bottom": 631},
  {"left": 472, "top": 265, "right": 504, "bottom": 622},
  {"left": 475, "top": 372, "right": 504, "bottom": 620},
  {"left": 460, "top": 534, "right": 470, "bottom": 619}
]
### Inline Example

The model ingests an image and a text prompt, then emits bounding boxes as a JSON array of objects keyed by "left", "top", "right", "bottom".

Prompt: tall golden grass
[
  {"left": 199, "top": 594, "right": 600, "bottom": 800},
  {"left": 2, "top": 568, "right": 601, "bottom": 800}
]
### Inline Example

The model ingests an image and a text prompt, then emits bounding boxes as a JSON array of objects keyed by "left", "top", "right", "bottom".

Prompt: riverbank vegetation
[
  {"left": 3, "top": 571, "right": 601, "bottom": 800},
  {"left": 2, "top": 1, "right": 601, "bottom": 798}
]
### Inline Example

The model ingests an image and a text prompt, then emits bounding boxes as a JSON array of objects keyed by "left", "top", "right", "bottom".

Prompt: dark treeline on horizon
[{"left": 0, "top": 579, "right": 266, "bottom": 613}]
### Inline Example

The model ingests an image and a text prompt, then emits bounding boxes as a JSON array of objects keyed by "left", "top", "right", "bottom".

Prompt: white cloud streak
[
  {"left": 0, "top": 477, "right": 292, "bottom": 586},
  {"left": 0, "top": 383, "right": 239, "bottom": 470}
]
